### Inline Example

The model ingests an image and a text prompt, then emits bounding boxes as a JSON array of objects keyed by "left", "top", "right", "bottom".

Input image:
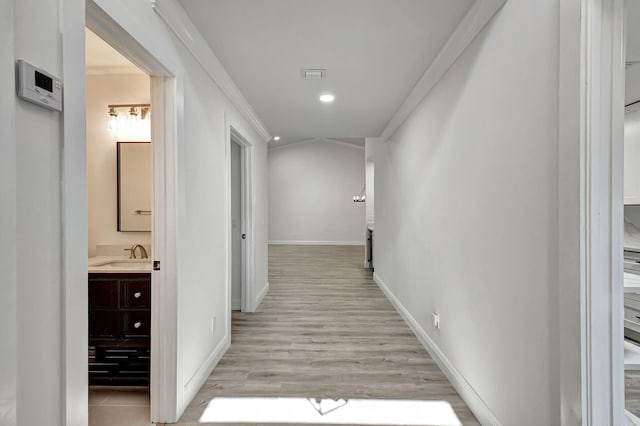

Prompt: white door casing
[
  {"left": 63, "top": 1, "right": 182, "bottom": 422},
  {"left": 559, "top": 0, "right": 625, "bottom": 424}
]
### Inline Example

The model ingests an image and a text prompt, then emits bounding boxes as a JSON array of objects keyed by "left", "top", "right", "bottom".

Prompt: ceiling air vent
[{"left": 302, "top": 69, "right": 326, "bottom": 80}]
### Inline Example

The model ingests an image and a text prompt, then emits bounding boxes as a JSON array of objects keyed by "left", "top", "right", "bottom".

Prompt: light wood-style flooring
[
  {"left": 176, "top": 244, "right": 478, "bottom": 425},
  {"left": 89, "top": 388, "right": 151, "bottom": 426},
  {"left": 627, "top": 369, "right": 640, "bottom": 417}
]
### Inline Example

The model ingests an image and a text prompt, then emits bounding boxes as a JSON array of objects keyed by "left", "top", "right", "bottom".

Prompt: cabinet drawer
[
  {"left": 88, "top": 279, "right": 118, "bottom": 309},
  {"left": 122, "top": 311, "right": 150, "bottom": 338},
  {"left": 122, "top": 281, "right": 150, "bottom": 308},
  {"left": 89, "top": 311, "right": 119, "bottom": 339}
]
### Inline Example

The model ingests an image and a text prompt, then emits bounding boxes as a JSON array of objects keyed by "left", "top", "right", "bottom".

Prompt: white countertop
[{"left": 88, "top": 256, "right": 152, "bottom": 274}]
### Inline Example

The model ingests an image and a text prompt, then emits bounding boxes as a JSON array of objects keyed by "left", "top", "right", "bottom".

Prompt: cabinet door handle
[
  {"left": 134, "top": 292, "right": 142, "bottom": 299},
  {"left": 134, "top": 322, "right": 142, "bottom": 329}
]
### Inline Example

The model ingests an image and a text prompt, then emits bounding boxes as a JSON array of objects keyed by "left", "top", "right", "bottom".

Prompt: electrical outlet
[
  {"left": 211, "top": 316, "right": 216, "bottom": 333},
  {"left": 432, "top": 312, "right": 440, "bottom": 329}
]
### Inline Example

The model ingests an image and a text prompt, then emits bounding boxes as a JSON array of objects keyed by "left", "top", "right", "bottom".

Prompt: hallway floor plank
[{"left": 176, "top": 245, "right": 479, "bottom": 425}]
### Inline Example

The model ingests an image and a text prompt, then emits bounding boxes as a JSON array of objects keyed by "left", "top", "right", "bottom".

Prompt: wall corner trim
[
  {"left": 150, "top": 0, "right": 272, "bottom": 143},
  {"left": 372, "top": 272, "right": 502, "bottom": 426},
  {"left": 378, "top": 0, "right": 506, "bottom": 142},
  {"left": 179, "top": 334, "right": 231, "bottom": 417}
]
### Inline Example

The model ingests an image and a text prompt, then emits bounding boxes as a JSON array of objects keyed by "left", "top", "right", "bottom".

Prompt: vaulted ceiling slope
[{"left": 178, "top": 0, "right": 475, "bottom": 146}]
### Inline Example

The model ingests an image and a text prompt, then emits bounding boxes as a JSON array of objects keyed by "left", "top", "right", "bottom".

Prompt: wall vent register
[{"left": 302, "top": 69, "right": 326, "bottom": 80}]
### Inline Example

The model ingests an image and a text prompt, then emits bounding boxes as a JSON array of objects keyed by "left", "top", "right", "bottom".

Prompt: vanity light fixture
[
  {"left": 108, "top": 106, "right": 118, "bottom": 132},
  {"left": 319, "top": 93, "right": 335, "bottom": 103},
  {"left": 107, "top": 103, "right": 151, "bottom": 135},
  {"left": 353, "top": 184, "right": 366, "bottom": 203},
  {"left": 140, "top": 107, "right": 150, "bottom": 120},
  {"left": 128, "top": 106, "right": 138, "bottom": 119}
]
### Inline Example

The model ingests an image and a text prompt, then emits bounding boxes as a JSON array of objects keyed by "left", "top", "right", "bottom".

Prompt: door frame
[
  {"left": 226, "top": 120, "right": 255, "bottom": 321},
  {"left": 229, "top": 135, "right": 246, "bottom": 312},
  {"left": 558, "top": 0, "right": 625, "bottom": 423},
  {"left": 63, "top": 1, "right": 180, "bottom": 423}
]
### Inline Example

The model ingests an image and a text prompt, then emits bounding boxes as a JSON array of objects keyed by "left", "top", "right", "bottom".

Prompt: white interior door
[{"left": 231, "top": 140, "right": 242, "bottom": 311}]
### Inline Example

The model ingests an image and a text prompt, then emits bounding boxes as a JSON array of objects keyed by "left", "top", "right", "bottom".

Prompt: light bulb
[
  {"left": 107, "top": 107, "right": 118, "bottom": 134},
  {"left": 108, "top": 115, "right": 118, "bottom": 133}
]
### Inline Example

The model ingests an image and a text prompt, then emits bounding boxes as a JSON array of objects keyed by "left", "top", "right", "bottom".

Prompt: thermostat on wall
[{"left": 16, "top": 59, "right": 62, "bottom": 112}]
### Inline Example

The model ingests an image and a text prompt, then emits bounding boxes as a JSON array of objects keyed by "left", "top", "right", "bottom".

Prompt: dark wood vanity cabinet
[{"left": 88, "top": 273, "right": 150, "bottom": 386}]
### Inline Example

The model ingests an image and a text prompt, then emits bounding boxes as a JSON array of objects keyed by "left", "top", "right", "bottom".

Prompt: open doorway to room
[
  {"left": 85, "top": 27, "right": 153, "bottom": 424},
  {"left": 80, "top": 3, "right": 179, "bottom": 420}
]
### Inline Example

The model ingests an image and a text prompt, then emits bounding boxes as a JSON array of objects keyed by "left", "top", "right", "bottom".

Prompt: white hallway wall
[
  {"left": 8, "top": 0, "right": 66, "bottom": 423},
  {"left": 373, "top": 0, "right": 559, "bottom": 425},
  {"left": 626, "top": 108, "right": 640, "bottom": 204},
  {"left": 0, "top": 0, "right": 270, "bottom": 423},
  {"left": 0, "top": 0, "right": 16, "bottom": 422},
  {"left": 87, "top": 73, "right": 151, "bottom": 257},
  {"left": 269, "top": 139, "right": 365, "bottom": 245}
]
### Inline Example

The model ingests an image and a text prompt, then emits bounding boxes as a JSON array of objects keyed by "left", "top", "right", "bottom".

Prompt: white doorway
[
  {"left": 230, "top": 137, "right": 246, "bottom": 312},
  {"left": 65, "top": 1, "right": 180, "bottom": 423},
  {"left": 558, "top": 0, "right": 625, "bottom": 423}
]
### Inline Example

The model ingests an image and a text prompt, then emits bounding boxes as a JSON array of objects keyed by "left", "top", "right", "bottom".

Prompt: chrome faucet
[{"left": 125, "top": 244, "right": 148, "bottom": 259}]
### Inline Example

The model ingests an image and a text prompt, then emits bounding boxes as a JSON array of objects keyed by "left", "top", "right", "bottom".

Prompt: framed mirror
[{"left": 117, "top": 141, "right": 151, "bottom": 232}]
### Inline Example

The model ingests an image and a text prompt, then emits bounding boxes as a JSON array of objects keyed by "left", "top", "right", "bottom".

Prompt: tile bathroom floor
[{"left": 89, "top": 387, "right": 151, "bottom": 426}]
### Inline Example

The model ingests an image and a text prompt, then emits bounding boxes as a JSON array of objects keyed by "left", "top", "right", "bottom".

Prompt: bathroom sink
[
  {"left": 105, "top": 261, "right": 149, "bottom": 269},
  {"left": 91, "top": 259, "right": 150, "bottom": 270}
]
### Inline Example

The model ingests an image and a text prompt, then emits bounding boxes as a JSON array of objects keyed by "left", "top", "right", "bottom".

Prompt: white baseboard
[
  {"left": 372, "top": 272, "right": 501, "bottom": 426},
  {"left": 179, "top": 335, "right": 230, "bottom": 416},
  {"left": 254, "top": 282, "right": 269, "bottom": 310},
  {"left": 268, "top": 240, "right": 365, "bottom": 246},
  {"left": 626, "top": 409, "right": 640, "bottom": 426}
]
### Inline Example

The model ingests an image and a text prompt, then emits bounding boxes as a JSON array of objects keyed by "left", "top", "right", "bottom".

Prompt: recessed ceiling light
[
  {"left": 319, "top": 94, "right": 335, "bottom": 103},
  {"left": 273, "top": 136, "right": 280, "bottom": 141}
]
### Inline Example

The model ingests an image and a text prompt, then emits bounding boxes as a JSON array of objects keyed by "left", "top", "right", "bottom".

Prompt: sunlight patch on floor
[{"left": 198, "top": 397, "right": 462, "bottom": 425}]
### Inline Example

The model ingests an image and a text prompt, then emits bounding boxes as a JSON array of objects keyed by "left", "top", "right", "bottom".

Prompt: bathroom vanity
[{"left": 88, "top": 257, "right": 151, "bottom": 386}]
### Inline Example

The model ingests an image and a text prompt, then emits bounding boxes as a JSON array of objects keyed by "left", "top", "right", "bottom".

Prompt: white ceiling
[
  {"left": 178, "top": 0, "right": 475, "bottom": 147},
  {"left": 85, "top": 29, "right": 144, "bottom": 75}
]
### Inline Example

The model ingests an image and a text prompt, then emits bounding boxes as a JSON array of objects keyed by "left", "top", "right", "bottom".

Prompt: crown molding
[
  {"left": 150, "top": 0, "right": 272, "bottom": 143},
  {"left": 379, "top": 0, "right": 506, "bottom": 142}
]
